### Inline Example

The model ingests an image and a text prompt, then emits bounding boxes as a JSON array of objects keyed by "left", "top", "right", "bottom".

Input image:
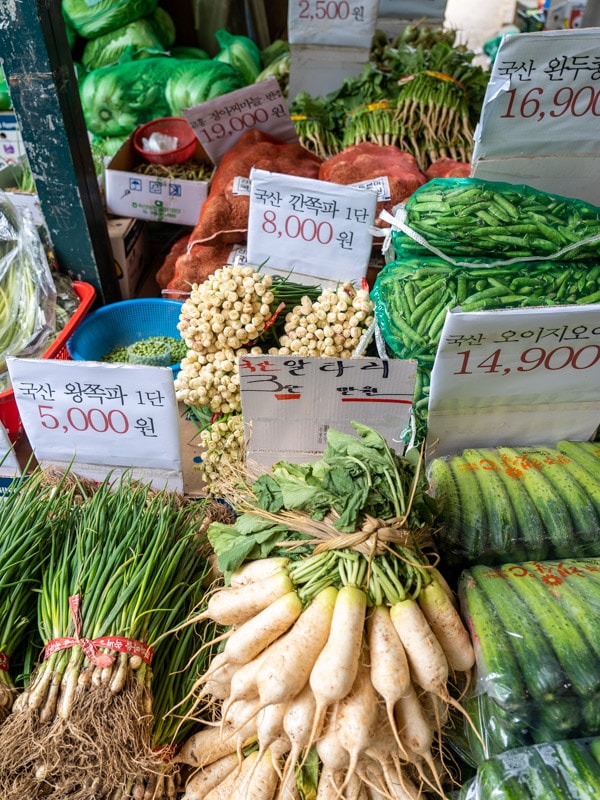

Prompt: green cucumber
[
  {"left": 557, "top": 453, "right": 600, "bottom": 533},
  {"left": 462, "top": 449, "right": 520, "bottom": 561},
  {"left": 517, "top": 446, "right": 600, "bottom": 554},
  {"left": 552, "top": 738, "right": 600, "bottom": 797},
  {"left": 459, "top": 571, "right": 528, "bottom": 710},
  {"left": 476, "top": 448, "right": 547, "bottom": 562},
  {"left": 549, "top": 570, "right": 600, "bottom": 663},
  {"left": 498, "top": 563, "right": 600, "bottom": 697},
  {"left": 427, "top": 457, "right": 462, "bottom": 552},
  {"left": 447, "top": 454, "right": 489, "bottom": 560},
  {"left": 468, "top": 565, "right": 568, "bottom": 703},
  {"left": 482, "top": 694, "right": 530, "bottom": 756},
  {"left": 520, "top": 743, "right": 574, "bottom": 799},
  {"left": 581, "top": 693, "right": 600, "bottom": 734},
  {"left": 477, "top": 753, "right": 535, "bottom": 800},
  {"left": 533, "top": 695, "right": 582, "bottom": 742},
  {"left": 556, "top": 440, "right": 600, "bottom": 480},
  {"left": 497, "top": 447, "right": 574, "bottom": 558}
]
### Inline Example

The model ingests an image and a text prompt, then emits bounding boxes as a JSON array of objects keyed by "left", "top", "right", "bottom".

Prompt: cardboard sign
[
  {"left": 288, "top": 0, "right": 380, "bottom": 47},
  {"left": 182, "top": 77, "right": 298, "bottom": 165},
  {"left": 239, "top": 354, "right": 416, "bottom": 467},
  {"left": 8, "top": 358, "right": 183, "bottom": 491},
  {"left": 472, "top": 28, "right": 600, "bottom": 204},
  {"left": 426, "top": 304, "right": 600, "bottom": 457},
  {"left": 246, "top": 168, "right": 377, "bottom": 284}
]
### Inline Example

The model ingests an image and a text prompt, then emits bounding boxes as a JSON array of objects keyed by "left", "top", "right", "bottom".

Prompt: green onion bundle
[
  {"left": 0, "top": 473, "right": 217, "bottom": 800},
  {"left": 0, "top": 471, "right": 73, "bottom": 723}
]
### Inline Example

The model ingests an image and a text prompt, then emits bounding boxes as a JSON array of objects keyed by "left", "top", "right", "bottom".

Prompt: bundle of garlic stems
[
  {"left": 0, "top": 472, "right": 216, "bottom": 800},
  {"left": 121, "top": 582, "right": 221, "bottom": 800},
  {"left": 0, "top": 470, "right": 74, "bottom": 723}
]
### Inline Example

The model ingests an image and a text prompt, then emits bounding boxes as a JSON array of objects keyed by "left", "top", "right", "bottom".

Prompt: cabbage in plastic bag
[
  {"left": 164, "top": 59, "right": 246, "bottom": 116},
  {"left": 81, "top": 17, "right": 166, "bottom": 70},
  {"left": 79, "top": 57, "right": 174, "bottom": 137},
  {"left": 214, "top": 29, "right": 262, "bottom": 84},
  {"left": 62, "top": 0, "right": 159, "bottom": 39}
]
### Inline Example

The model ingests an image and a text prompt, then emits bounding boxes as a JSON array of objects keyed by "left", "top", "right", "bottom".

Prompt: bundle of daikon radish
[{"left": 173, "top": 424, "right": 476, "bottom": 799}]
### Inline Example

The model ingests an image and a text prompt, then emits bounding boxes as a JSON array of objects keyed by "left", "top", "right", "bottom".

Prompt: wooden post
[{"left": 0, "top": 0, "right": 120, "bottom": 304}]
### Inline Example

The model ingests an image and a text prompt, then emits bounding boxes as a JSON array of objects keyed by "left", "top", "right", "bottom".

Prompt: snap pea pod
[{"left": 393, "top": 177, "right": 600, "bottom": 261}]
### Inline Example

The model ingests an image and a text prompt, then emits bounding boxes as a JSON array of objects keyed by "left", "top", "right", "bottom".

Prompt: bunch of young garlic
[{"left": 174, "top": 265, "right": 375, "bottom": 492}]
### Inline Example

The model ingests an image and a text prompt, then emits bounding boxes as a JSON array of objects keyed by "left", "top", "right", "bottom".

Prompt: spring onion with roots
[
  {"left": 0, "top": 471, "right": 224, "bottom": 800},
  {"left": 175, "top": 422, "right": 477, "bottom": 799},
  {"left": 0, "top": 470, "right": 75, "bottom": 723}
]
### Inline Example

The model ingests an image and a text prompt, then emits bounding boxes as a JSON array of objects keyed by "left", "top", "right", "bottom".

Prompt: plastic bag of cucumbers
[
  {"left": 458, "top": 737, "right": 600, "bottom": 800},
  {"left": 458, "top": 558, "right": 600, "bottom": 763},
  {"left": 427, "top": 441, "right": 600, "bottom": 567}
]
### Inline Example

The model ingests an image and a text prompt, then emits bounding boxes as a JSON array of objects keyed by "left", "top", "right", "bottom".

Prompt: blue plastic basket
[{"left": 66, "top": 298, "right": 185, "bottom": 373}]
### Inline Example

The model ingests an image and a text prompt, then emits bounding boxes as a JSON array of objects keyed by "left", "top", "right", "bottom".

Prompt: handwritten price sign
[
  {"left": 8, "top": 358, "right": 182, "bottom": 488},
  {"left": 182, "top": 77, "right": 298, "bottom": 164},
  {"left": 426, "top": 305, "right": 600, "bottom": 457},
  {"left": 288, "top": 0, "right": 379, "bottom": 47},
  {"left": 246, "top": 168, "right": 376, "bottom": 284}
]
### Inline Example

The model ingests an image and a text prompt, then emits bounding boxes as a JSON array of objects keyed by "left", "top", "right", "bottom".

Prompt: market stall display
[{"left": 2, "top": 7, "right": 600, "bottom": 800}]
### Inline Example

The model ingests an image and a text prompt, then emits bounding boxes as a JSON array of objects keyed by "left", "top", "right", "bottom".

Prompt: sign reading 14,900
[{"left": 473, "top": 28, "right": 600, "bottom": 160}]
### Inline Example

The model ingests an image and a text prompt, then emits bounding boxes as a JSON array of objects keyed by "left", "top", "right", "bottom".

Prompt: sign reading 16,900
[
  {"left": 473, "top": 28, "right": 600, "bottom": 160},
  {"left": 246, "top": 168, "right": 377, "bottom": 285}
]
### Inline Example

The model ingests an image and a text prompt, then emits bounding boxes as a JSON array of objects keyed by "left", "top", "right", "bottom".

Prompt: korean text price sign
[
  {"left": 8, "top": 359, "right": 182, "bottom": 488},
  {"left": 426, "top": 305, "right": 600, "bottom": 457},
  {"left": 183, "top": 77, "right": 298, "bottom": 165},
  {"left": 474, "top": 29, "right": 600, "bottom": 158},
  {"left": 246, "top": 168, "right": 377, "bottom": 284},
  {"left": 239, "top": 354, "right": 416, "bottom": 467},
  {"left": 288, "top": 0, "right": 380, "bottom": 47}
]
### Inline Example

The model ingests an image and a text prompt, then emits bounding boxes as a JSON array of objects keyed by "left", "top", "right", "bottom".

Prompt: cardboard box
[
  {"left": 0, "top": 112, "right": 24, "bottom": 167},
  {"left": 104, "top": 136, "right": 210, "bottom": 226},
  {"left": 107, "top": 216, "right": 148, "bottom": 300}
]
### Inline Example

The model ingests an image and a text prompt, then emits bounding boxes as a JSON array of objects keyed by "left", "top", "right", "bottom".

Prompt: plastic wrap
[
  {"left": 428, "top": 443, "right": 600, "bottom": 566},
  {"left": 459, "top": 559, "right": 600, "bottom": 762},
  {"left": 0, "top": 194, "right": 56, "bottom": 388},
  {"left": 459, "top": 737, "right": 600, "bottom": 799},
  {"left": 62, "top": 0, "right": 159, "bottom": 39},
  {"left": 389, "top": 177, "right": 600, "bottom": 263}
]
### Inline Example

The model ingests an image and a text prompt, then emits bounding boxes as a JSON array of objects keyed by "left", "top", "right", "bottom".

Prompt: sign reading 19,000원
[{"left": 473, "top": 28, "right": 600, "bottom": 161}]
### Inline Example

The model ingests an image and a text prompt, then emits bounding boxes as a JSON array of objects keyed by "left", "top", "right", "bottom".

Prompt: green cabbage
[
  {"left": 81, "top": 18, "right": 165, "bottom": 70},
  {"left": 214, "top": 29, "right": 261, "bottom": 85},
  {"left": 79, "top": 57, "right": 173, "bottom": 136},
  {"left": 62, "top": 0, "right": 159, "bottom": 39},
  {"left": 164, "top": 59, "right": 246, "bottom": 115},
  {"left": 169, "top": 46, "right": 210, "bottom": 60},
  {"left": 0, "top": 68, "right": 10, "bottom": 111},
  {"left": 146, "top": 6, "right": 176, "bottom": 48}
]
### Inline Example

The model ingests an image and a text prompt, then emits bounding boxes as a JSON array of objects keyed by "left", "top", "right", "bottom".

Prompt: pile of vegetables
[
  {"left": 175, "top": 422, "right": 476, "bottom": 799},
  {"left": 174, "top": 264, "right": 375, "bottom": 491},
  {"left": 428, "top": 442, "right": 600, "bottom": 566},
  {"left": 0, "top": 469, "right": 230, "bottom": 800},
  {"left": 459, "top": 557, "right": 600, "bottom": 762}
]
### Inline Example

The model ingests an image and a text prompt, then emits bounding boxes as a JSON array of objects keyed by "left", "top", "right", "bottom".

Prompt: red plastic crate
[{"left": 0, "top": 280, "right": 96, "bottom": 443}]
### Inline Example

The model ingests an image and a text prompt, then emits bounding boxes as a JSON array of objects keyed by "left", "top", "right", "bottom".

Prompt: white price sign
[
  {"left": 8, "top": 359, "right": 182, "bottom": 489},
  {"left": 426, "top": 305, "right": 600, "bottom": 457},
  {"left": 246, "top": 168, "right": 377, "bottom": 284},
  {"left": 472, "top": 28, "right": 600, "bottom": 203},
  {"left": 239, "top": 354, "right": 416, "bottom": 467},
  {"left": 183, "top": 77, "right": 298, "bottom": 165},
  {"left": 288, "top": 0, "right": 380, "bottom": 47}
]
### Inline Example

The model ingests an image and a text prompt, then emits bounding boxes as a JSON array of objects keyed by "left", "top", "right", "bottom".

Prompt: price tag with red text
[
  {"left": 288, "top": 0, "right": 380, "bottom": 47},
  {"left": 182, "top": 77, "right": 298, "bottom": 165},
  {"left": 8, "top": 358, "right": 182, "bottom": 490},
  {"left": 239, "top": 354, "right": 416, "bottom": 468},
  {"left": 426, "top": 304, "right": 600, "bottom": 457},
  {"left": 472, "top": 28, "right": 600, "bottom": 203},
  {"left": 246, "top": 168, "right": 377, "bottom": 283}
]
